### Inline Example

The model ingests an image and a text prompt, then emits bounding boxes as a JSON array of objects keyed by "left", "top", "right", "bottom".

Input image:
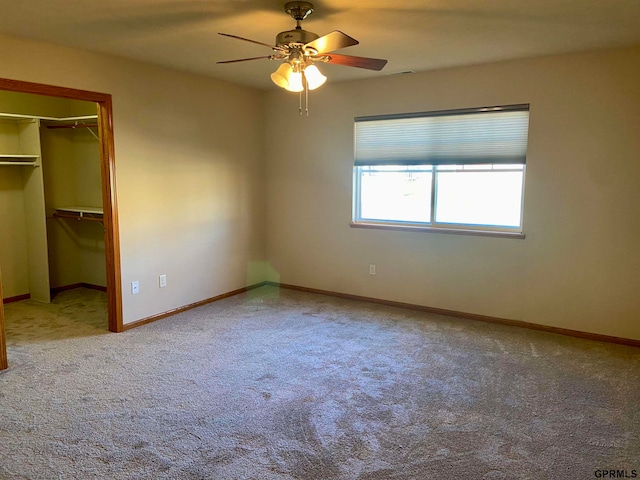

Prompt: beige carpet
[{"left": 1, "top": 286, "right": 639, "bottom": 479}]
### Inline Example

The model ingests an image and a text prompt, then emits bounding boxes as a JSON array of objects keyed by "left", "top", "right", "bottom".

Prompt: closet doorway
[{"left": 0, "top": 78, "right": 122, "bottom": 371}]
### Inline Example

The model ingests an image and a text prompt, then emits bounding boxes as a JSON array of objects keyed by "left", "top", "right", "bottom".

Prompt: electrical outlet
[
  {"left": 369, "top": 264, "right": 376, "bottom": 275},
  {"left": 131, "top": 280, "right": 140, "bottom": 295},
  {"left": 159, "top": 274, "right": 167, "bottom": 288}
]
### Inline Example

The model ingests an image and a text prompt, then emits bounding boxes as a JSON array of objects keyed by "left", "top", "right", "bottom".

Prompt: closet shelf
[
  {"left": 53, "top": 206, "right": 103, "bottom": 222},
  {"left": 0, "top": 154, "right": 40, "bottom": 166},
  {"left": 0, "top": 112, "right": 97, "bottom": 122}
]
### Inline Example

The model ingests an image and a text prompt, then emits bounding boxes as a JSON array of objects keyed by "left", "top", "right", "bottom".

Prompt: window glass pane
[
  {"left": 359, "top": 168, "right": 432, "bottom": 222},
  {"left": 435, "top": 170, "right": 523, "bottom": 227}
]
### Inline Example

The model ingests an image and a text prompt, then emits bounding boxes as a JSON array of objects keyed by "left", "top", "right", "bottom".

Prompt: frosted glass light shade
[
  {"left": 304, "top": 64, "right": 327, "bottom": 90},
  {"left": 271, "top": 63, "right": 292, "bottom": 89},
  {"left": 285, "top": 71, "right": 304, "bottom": 92}
]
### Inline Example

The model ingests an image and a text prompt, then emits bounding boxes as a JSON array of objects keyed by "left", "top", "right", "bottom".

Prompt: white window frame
[{"left": 351, "top": 105, "right": 529, "bottom": 238}]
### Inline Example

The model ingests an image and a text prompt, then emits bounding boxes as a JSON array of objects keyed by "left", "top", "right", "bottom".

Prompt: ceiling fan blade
[
  {"left": 320, "top": 53, "right": 388, "bottom": 71},
  {"left": 218, "top": 33, "right": 286, "bottom": 52},
  {"left": 217, "top": 55, "right": 273, "bottom": 64},
  {"left": 305, "top": 30, "right": 359, "bottom": 54}
]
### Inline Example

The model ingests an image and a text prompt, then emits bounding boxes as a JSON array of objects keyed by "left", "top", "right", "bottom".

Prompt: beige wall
[
  {"left": 0, "top": 33, "right": 266, "bottom": 324},
  {"left": 2, "top": 31, "right": 638, "bottom": 340},
  {"left": 264, "top": 46, "right": 640, "bottom": 340}
]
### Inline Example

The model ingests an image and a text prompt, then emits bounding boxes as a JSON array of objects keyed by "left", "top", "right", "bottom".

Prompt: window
[{"left": 352, "top": 105, "right": 529, "bottom": 236}]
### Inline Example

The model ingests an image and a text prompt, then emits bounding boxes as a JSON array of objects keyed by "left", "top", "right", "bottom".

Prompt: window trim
[
  {"left": 350, "top": 165, "right": 527, "bottom": 239},
  {"left": 349, "top": 221, "right": 526, "bottom": 239},
  {"left": 352, "top": 164, "right": 526, "bottom": 238}
]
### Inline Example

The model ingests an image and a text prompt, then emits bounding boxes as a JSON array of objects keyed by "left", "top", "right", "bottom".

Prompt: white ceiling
[{"left": 1, "top": 0, "right": 640, "bottom": 90}]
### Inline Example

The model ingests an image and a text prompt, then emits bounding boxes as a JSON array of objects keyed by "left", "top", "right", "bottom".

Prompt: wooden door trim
[
  {"left": 0, "top": 267, "right": 7, "bottom": 370},
  {"left": 0, "top": 78, "right": 123, "bottom": 372}
]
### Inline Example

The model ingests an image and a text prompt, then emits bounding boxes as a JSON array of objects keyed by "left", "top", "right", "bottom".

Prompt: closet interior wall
[{"left": 41, "top": 120, "right": 105, "bottom": 290}]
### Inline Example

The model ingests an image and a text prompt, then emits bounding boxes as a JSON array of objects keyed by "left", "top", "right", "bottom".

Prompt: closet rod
[
  {"left": 53, "top": 212, "right": 103, "bottom": 222},
  {"left": 46, "top": 123, "right": 98, "bottom": 129}
]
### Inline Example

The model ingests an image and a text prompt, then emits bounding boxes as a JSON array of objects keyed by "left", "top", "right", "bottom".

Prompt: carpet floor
[{"left": 1, "top": 286, "right": 639, "bottom": 479}]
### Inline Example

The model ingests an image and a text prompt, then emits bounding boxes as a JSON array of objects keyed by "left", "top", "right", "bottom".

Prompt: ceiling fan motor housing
[{"left": 276, "top": 28, "right": 319, "bottom": 48}]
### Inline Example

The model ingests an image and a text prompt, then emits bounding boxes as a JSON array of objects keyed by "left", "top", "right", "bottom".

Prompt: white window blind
[{"left": 354, "top": 105, "right": 530, "bottom": 167}]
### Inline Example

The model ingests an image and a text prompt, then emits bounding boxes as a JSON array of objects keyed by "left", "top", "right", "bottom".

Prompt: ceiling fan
[{"left": 217, "top": 1, "right": 388, "bottom": 95}]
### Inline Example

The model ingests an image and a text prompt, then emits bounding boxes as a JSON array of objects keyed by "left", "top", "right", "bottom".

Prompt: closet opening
[{"left": 0, "top": 79, "right": 122, "bottom": 371}]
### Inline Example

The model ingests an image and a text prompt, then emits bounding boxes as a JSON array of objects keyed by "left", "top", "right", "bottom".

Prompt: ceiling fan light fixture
[
  {"left": 303, "top": 64, "right": 326, "bottom": 90},
  {"left": 271, "top": 62, "right": 293, "bottom": 89},
  {"left": 285, "top": 70, "right": 304, "bottom": 92}
]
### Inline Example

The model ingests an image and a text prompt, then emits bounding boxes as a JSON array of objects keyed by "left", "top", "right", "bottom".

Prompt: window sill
[{"left": 350, "top": 222, "right": 525, "bottom": 239}]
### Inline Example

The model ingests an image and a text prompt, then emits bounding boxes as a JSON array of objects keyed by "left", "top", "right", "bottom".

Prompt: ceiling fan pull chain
[
  {"left": 305, "top": 80, "right": 309, "bottom": 116},
  {"left": 299, "top": 89, "right": 303, "bottom": 116}
]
